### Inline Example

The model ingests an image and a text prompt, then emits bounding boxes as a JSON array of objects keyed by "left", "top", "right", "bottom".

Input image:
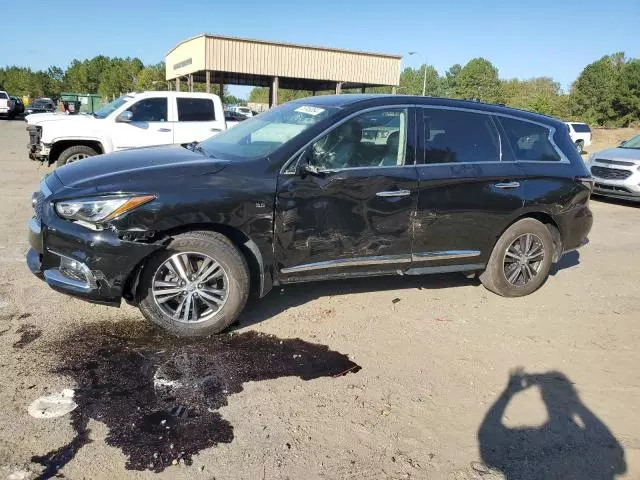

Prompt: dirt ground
[{"left": 0, "top": 120, "right": 639, "bottom": 480}]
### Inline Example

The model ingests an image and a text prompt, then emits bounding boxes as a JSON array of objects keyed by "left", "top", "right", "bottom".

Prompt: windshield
[
  {"left": 199, "top": 102, "right": 339, "bottom": 160},
  {"left": 94, "top": 95, "right": 132, "bottom": 119},
  {"left": 620, "top": 135, "right": 640, "bottom": 149}
]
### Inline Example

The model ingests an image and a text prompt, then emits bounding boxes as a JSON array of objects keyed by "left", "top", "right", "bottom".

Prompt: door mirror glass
[{"left": 115, "top": 110, "right": 133, "bottom": 123}]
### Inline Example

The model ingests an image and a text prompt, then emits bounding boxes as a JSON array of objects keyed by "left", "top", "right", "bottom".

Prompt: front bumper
[
  {"left": 26, "top": 182, "right": 164, "bottom": 305},
  {"left": 589, "top": 163, "right": 640, "bottom": 202},
  {"left": 26, "top": 125, "right": 49, "bottom": 161}
]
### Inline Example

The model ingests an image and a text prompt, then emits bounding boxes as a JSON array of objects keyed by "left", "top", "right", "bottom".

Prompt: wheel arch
[
  {"left": 49, "top": 139, "right": 104, "bottom": 164},
  {"left": 509, "top": 212, "right": 562, "bottom": 262},
  {"left": 123, "top": 222, "right": 272, "bottom": 305}
]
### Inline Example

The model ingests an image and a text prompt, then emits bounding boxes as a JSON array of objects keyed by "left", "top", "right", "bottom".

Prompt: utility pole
[{"left": 408, "top": 51, "right": 427, "bottom": 96}]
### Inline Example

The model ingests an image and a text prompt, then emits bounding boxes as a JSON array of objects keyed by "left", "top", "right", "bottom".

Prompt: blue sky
[{"left": 2, "top": 0, "right": 638, "bottom": 98}]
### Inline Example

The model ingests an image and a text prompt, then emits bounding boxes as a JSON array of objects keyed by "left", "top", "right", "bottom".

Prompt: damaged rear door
[{"left": 274, "top": 106, "right": 418, "bottom": 282}]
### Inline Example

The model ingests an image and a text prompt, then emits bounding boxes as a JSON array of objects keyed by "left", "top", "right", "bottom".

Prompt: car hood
[
  {"left": 593, "top": 147, "right": 640, "bottom": 163},
  {"left": 26, "top": 112, "right": 87, "bottom": 125},
  {"left": 53, "top": 145, "right": 230, "bottom": 192}
]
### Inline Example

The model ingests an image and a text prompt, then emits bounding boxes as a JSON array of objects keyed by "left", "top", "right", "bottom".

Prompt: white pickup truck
[
  {"left": 27, "top": 91, "right": 226, "bottom": 166},
  {"left": 0, "top": 90, "right": 13, "bottom": 118}
]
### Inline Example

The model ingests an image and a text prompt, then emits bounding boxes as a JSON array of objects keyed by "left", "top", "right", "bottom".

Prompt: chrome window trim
[
  {"left": 280, "top": 254, "right": 411, "bottom": 274},
  {"left": 280, "top": 104, "right": 418, "bottom": 175},
  {"left": 418, "top": 105, "right": 570, "bottom": 166},
  {"left": 412, "top": 250, "right": 481, "bottom": 261}
]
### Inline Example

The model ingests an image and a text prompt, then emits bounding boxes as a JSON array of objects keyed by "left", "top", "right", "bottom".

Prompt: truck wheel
[
  {"left": 138, "top": 231, "right": 250, "bottom": 337},
  {"left": 479, "top": 218, "right": 554, "bottom": 297},
  {"left": 575, "top": 141, "right": 584, "bottom": 154},
  {"left": 56, "top": 145, "right": 98, "bottom": 167}
]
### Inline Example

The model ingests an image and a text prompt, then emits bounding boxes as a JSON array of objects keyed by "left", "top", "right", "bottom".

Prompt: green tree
[
  {"left": 570, "top": 52, "right": 626, "bottom": 126},
  {"left": 442, "top": 64, "right": 462, "bottom": 97},
  {"left": 455, "top": 58, "right": 502, "bottom": 103},
  {"left": 613, "top": 59, "right": 640, "bottom": 126},
  {"left": 136, "top": 63, "right": 167, "bottom": 91}
]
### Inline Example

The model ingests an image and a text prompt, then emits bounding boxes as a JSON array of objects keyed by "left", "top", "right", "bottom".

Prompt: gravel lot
[{"left": 0, "top": 119, "right": 639, "bottom": 479}]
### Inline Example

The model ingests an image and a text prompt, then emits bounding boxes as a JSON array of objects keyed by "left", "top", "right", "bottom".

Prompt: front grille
[
  {"left": 595, "top": 183, "right": 632, "bottom": 194},
  {"left": 595, "top": 158, "right": 635, "bottom": 167},
  {"left": 34, "top": 191, "right": 45, "bottom": 221},
  {"left": 591, "top": 166, "right": 632, "bottom": 180}
]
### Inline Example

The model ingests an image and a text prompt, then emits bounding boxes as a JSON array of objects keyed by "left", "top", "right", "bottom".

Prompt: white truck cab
[
  {"left": 27, "top": 91, "right": 226, "bottom": 166},
  {"left": 565, "top": 122, "right": 592, "bottom": 153}
]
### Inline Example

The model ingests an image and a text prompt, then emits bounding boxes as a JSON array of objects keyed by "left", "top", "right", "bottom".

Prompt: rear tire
[
  {"left": 138, "top": 231, "right": 249, "bottom": 337},
  {"left": 56, "top": 145, "right": 98, "bottom": 167},
  {"left": 575, "top": 141, "right": 584, "bottom": 154},
  {"left": 480, "top": 218, "right": 554, "bottom": 297}
]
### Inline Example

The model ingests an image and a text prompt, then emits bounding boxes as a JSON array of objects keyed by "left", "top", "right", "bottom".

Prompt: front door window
[{"left": 309, "top": 108, "right": 409, "bottom": 170}]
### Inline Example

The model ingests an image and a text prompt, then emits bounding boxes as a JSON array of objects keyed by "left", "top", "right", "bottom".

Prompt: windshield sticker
[{"left": 294, "top": 106, "right": 325, "bottom": 116}]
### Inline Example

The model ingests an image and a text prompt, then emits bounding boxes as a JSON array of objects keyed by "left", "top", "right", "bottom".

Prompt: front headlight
[
  {"left": 55, "top": 195, "right": 155, "bottom": 224},
  {"left": 586, "top": 153, "right": 595, "bottom": 164}
]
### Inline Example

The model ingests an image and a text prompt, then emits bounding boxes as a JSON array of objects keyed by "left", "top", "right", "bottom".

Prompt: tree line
[
  {"left": 0, "top": 56, "right": 244, "bottom": 105},
  {"left": 1, "top": 52, "right": 638, "bottom": 126},
  {"left": 248, "top": 52, "right": 640, "bottom": 127}
]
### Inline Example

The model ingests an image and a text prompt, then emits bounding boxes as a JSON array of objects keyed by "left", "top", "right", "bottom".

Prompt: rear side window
[
  {"left": 571, "top": 123, "right": 591, "bottom": 133},
  {"left": 128, "top": 98, "right": 167, "bottom": 122},
  {"left": 498, "top": 117, "right": 561, "bottom": 162},
  {"left": 422, "top": 108, "right": 500, "bottom": 163},
  {"left": 177, "top": 98, "right": 215, "bottom": 121}
]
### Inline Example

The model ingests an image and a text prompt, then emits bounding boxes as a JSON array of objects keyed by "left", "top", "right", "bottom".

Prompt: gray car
[{"left": 586, "top": 135, "right": 640, "bottom": 202}]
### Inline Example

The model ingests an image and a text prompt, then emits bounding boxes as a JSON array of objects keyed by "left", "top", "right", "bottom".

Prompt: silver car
[{"left": 587, "top": 135, "right": 640, "bottom": 202}]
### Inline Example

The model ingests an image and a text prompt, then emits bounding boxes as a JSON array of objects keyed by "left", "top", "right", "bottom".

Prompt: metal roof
[
  {"left": 166, "top": 33, "right": 402, "bottom": 59},
  {"left": 165, "top": 34, "right": 401, "bottom": 88}
]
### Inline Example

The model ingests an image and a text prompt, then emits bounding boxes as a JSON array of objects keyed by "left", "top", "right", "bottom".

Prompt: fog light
[{"left": 58, "top": 255, "right": 97, "bottom": 288}]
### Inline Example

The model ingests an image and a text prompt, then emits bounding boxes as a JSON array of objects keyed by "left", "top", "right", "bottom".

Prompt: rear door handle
[
  {"left": 158, "top": 128, "right": 172, "bottom": 132},
  {"left": 494, "top": 182, "right": 520, "bottom": 189},
  {"left": 376, "top": 189, "right": 411, "bottom": 197},
  {"left": 210, "top": 128, "right": 222, "bottom": 132}
]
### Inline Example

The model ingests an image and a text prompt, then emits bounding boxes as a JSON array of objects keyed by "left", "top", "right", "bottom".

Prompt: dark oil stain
[
  {"left": 13, "top": 323, "right": 42, "bottom": 349},
  {"left": 37, "top": 320, "right": 360, "bottom": 474}
]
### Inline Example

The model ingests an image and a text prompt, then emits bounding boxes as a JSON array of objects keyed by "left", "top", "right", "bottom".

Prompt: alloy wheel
[
  {"left": 503, "top": 233, "right": 545, "bottom": 287},
  {"left": 66, "top": 153, "right": 90, "bottom": 163},
  {"left": 152, "top": 252, "right": 229, "bottom": 323}
]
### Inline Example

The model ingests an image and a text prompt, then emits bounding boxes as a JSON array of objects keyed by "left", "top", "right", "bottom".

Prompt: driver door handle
[
  {"left": 158, "top": 128, "right": 172, "bottom": 132},
  {"left": 494, "top": 182, "right": 520, "bottom": 189},
  {"left": 376, "top": 190, "right": 411, "bottom": 197}
]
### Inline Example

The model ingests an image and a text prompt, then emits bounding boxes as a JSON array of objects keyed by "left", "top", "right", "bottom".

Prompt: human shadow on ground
[{"left": 478, "top": 369, "right": 626, "bottom": 480}]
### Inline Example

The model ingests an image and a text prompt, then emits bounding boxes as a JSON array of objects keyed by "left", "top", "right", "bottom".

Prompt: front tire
[
  {"left": 138, "top": 231, "right": 249, "bottom": 337},
  {"left": 56, "top": 145, "right": 98, "bottom": 167},
  {"left": 480, "top": 218, "right": 554, "bottom": 297}
]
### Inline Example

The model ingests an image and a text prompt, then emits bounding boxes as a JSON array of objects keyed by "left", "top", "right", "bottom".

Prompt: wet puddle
[
  {"left": 13, "top": 324, "right": 42, "bottom": 349},
  {"left": 34, "top": 321, "right": 360, "bottom": 474}
]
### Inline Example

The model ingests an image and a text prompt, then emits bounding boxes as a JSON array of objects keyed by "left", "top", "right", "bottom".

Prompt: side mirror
[
  {"left": 619, "top": 140, "right": 627, "bottom": 147},
  {"left": 295, "top": 151, "right": 325, "bottom": 177},
  {"left": 115, "top": 110, "right": 133, "bottom": 123}
]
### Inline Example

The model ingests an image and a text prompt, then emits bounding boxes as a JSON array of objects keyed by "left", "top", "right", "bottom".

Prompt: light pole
[{"left": 408, "top": 51, "right": 427, "bottom": 96}]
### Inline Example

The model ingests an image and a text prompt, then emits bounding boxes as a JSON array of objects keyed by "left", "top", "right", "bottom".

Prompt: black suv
[{"left": 27, "top": 95, "right": 593, "bottom": 336}]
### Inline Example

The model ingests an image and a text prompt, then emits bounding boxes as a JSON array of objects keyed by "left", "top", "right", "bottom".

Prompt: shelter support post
[
  {"left": 269, "top": 76, "right": 279, "bottom": 108},
  {"left": 205, "top": 71, "right": 211, "bottom": 93}
]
